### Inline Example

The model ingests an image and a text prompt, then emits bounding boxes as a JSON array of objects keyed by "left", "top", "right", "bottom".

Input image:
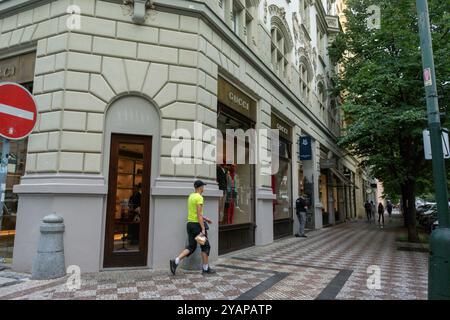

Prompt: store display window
[
  {"left": 272, "top": 139, "right": 292, "bottom": 220},
  {"left": 216, "top": 105, "right": 255, "bottom": 226}
]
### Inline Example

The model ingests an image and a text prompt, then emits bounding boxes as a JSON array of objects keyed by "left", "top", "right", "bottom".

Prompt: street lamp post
[{"left": 415, "top": 0, "right": 450, "bottom": 300}]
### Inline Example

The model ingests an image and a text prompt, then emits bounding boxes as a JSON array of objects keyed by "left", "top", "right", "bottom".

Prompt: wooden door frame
[{"left": 103, "top": 133, "right": 152, "bottom": 268}]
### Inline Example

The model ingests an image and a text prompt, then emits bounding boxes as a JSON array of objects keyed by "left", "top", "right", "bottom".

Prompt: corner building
[{"left": 0, "top": 0, "right": 364, "bottom": 272}]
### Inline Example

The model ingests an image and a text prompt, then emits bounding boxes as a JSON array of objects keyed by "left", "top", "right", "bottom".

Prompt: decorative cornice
[
  {"left": 0, "top": 0, "right": 51, "bottom": 16},
  {"left": 325, "top": 14, "right": 340, "bottom": 34}
]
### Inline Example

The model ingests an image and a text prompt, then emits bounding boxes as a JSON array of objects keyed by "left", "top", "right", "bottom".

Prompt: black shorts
[{"left": 185, "top": 222, "right": 210, "bottom": 257}]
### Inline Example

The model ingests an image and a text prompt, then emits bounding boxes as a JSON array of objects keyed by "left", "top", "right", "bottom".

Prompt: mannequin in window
[
  {"left": 226, "top": 164, "right": 238, "bottom": 225},
  {"left": 217, "top": 164, "right": 228, "bottom": 223}
]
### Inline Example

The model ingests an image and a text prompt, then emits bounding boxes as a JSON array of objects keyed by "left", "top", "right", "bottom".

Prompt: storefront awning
[{"left": 329, "top": 167, "right": 352, "bottom": 186}]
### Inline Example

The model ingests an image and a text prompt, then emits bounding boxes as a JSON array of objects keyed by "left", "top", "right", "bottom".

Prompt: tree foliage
[{"left": 329, "top": 0, "right": 449, "bottom": 240}]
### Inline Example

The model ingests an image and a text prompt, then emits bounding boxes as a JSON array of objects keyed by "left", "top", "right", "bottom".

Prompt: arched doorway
[{"left": 102, "top": 95, "right": 160, "bottom": 268}]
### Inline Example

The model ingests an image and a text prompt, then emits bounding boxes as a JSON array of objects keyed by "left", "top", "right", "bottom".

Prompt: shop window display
[
  {"left": 0, "top": 82, "right": 32, "bottom": 263},
  {"left": 0, "top": 138, "right": 27, "bottom": 262},
  {"left": 217, "top": 107, "right": 254, "bottom": 226},
  {"left": 272, "top": 139, "right": 292, "bottom": 220},
  {"left": 319, "top": 171, "right": 328, "bottom": 213},
  {"left": 113, "top": 143, "right": 144, "bottom": 252}
]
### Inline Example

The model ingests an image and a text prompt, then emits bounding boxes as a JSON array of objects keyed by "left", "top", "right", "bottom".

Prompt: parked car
[
  {"left": 417, "top": 202, "right": 435, "bottom": 211},
  {"left": 416, "top": 204, "right": 436, "bottom": 223},
  {"left": 419, "top": 207, "right": 438, "bottom": 232}
]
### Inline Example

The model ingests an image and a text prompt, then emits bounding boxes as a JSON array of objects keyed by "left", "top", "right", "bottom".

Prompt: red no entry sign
[{"left": 0, "top": 82, "right": 37, "bottom": 140}]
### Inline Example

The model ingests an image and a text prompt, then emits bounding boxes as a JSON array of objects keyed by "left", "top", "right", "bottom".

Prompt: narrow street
[{"left": 0, "top": 214, "right": 428, "bottom": 300}]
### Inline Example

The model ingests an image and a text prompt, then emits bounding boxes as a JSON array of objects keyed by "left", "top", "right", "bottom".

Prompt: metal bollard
[
  {"left": 31, "top": 214, "right": 66, "bottom": 280},
  {"left": 180, "top": 238, "right": 202, "bottom": 271}
]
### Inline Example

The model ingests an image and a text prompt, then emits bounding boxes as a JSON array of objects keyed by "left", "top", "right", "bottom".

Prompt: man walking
[
  {"left": 378, "top": 202, "right": 385, "bottom": 227},
  {"left": 370, "top": 201, "right": 376, "bottom": 222},
  {"left": 170, "top": 180, "right": 215, "bottom": 275},
  {"left": 364, "top": 200, "right": 372, "bottom": 222},
  {"left": 386, "top": 200, "right": 393, "bottom": 217},
  {"left": 295, "top": 194, "right": 308, "bottom": 238}
]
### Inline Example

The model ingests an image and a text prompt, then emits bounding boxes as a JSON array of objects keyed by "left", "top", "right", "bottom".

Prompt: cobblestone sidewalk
[{"left": 0, "top": 214, "right": 428, "bottom": 300}]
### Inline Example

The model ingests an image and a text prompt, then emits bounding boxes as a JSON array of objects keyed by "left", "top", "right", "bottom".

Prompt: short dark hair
[{"left": 194, "top": 180, "right": 207, "bottom": 189}]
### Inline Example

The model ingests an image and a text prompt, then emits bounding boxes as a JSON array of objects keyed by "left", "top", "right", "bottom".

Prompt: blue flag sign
[{"left": 299, "top": 136, "right": 312, "bottom": 161}]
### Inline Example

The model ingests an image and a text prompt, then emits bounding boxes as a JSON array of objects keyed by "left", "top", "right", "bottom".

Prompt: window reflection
[
  {"left": 217, "top": 107, "right": 254, "bottom": 226},
  {"left": 0, "top": 138, "right": 27, "bottom": 262},
  {"left": 113, "top": 143, "right": 144, "bottom": 252}
]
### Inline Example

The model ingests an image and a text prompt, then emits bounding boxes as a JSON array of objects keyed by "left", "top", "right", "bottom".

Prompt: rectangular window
[
  {"left": 232, "top": 8, "right": 238, "bottom": 33},
  {"left": 317, "top": 28, "right": 322, "bottom": 58},
  {"left": 0, "top": 82, "right": 32, "bottom": 263},
  {"left": 320, "top": 171, "right": 328, "bottom": 213},
  {"left": 0, "top": 138, "right": 28, "bottom": 262},
  {"left": 301, "top": 0, "right": 310, "bottom": 32},
  {"left": 217, "top": 106, "right": 255, "bottom": 227},
  {"left": 245, "top": 7, "right": 253, "bottom": 46},
  {"left": 272, "top": 139, "right": 292, "bottom": 221}
]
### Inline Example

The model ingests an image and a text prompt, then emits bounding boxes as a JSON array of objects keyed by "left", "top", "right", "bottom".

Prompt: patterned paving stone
[{"left": 0, "top": 215, "right": 428, "bottom": 300}]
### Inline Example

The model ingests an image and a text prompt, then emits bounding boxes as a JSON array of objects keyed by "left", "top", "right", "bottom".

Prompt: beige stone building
[{"left": 0, "top": 0, "right": 366, "bottom": 272}]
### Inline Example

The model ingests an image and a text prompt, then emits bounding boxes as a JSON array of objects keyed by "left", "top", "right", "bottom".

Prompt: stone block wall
[{"left": 0, "top": 0, "right": 359, "bottom": 187}]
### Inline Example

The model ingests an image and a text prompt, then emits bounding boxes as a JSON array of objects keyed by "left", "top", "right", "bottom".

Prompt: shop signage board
[
  {"left": 271, "top": 114, "right": 292, "bottom": 141},
  {"left": 0, "top": 52, "right": 36, "bottom": 83},
  {"left": 299, "top": 136, "right": 312, "bottom": 160},
  {"left": 423, "top": 128, "right": 450, "bottom": 160},
  {"left": 217, "top": 76, "right": 256, "bottom": 121}
]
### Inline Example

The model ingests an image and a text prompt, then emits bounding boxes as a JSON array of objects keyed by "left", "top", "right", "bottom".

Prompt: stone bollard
[
  {"left": 32, "top": 214, "right": 66, "bottom": 280},
  {"left": 180, "top": 238, "right": 202, "bottom": 271}
]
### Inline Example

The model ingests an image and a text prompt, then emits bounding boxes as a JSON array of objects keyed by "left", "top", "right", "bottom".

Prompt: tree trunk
[
  {"left": 401, "top": 191, "right": 407, "bottom": 227},
  {"left": 398, "top": 132, "right": 420, "bottom": 242},
  {"left": 401, "top": 180, "right": 420, "bottom": 243}
]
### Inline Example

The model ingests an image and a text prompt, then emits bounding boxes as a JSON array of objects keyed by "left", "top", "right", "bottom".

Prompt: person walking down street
[
  {"left": 386, "top": 200, "right": 393, "bottom": 217},
  {"left": 371, "top": 201, "right": 376, "bottom": 222},
  {"left": 364, "top": 200, "right": 372, "bottom": 222},
  {"left": 378, "top": 202, "right": 385, "bottom": 227},
  {"left": 170, "top": 180, "right": 215, "bottom": 275},
  {"left": 295, "top": 194, "right": 308, "bottom": 238}
]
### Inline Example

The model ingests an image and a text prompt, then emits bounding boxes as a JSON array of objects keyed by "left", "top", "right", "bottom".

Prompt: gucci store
[
  {"left": 216, "top": 76, "right": 257, "bottom": 254},
  {"left": 271, "top": 115, "right": 293, "bottom": 239},
  {"left": 0, "top": 0, "right": 368, "bottom": 276}
]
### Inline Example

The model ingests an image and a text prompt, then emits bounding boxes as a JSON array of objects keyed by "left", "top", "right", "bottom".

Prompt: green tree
[{"left": 329, "top": 0, "right": 449, "bottom": 241}]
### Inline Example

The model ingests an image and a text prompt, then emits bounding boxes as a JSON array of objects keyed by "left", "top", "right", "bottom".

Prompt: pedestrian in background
[
  {"left": 386, "top": 200, "right": 393, "bottom": 217},
  {"left": 371, "top": 201, "right": 376, "bottom": 222},
  {"left": 364, "top": 200, "right": 372, "bottom": 222},
  {"left": 378, "top": 202, "right": 385, "bottom": 227},
  {"left": 295, "top": 194, "right": 308, "bottom": 238}
]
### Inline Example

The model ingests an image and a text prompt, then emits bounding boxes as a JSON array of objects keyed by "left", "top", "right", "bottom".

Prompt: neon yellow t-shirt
[{"left": 187, "top": 192, "right": 204, "bottom": 222}]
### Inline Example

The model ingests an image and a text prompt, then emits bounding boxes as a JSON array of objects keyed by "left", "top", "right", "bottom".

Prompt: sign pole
[
  {"left": 416, "top": 0, "right": 450, "bottom": 300},
  {"left": 0, "top": 138, "right": 10, "bottom": 232}
]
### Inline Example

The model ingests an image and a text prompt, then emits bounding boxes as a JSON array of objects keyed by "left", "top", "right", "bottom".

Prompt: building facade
[{"left": 0, "top": 0, "right": 364, "bottom": 272}]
